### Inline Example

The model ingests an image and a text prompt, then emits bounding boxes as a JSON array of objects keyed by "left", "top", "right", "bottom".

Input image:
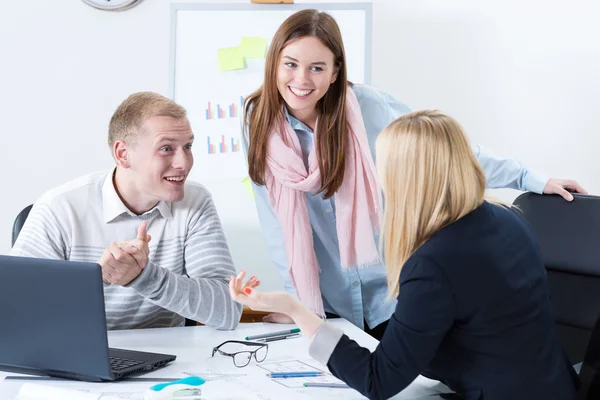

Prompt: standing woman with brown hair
[{"left": 242, "top": 9, "right": 585, "bottom": 338}]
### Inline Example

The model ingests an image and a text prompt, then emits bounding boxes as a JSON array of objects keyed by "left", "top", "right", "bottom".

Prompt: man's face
[{"left": 125, "top": 116, "right": 194, "bottom": 203}]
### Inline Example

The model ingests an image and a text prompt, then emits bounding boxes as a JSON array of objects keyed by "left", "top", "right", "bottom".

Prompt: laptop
[{"left": 0, "top": 255, "right": 176, "bottom": 382}]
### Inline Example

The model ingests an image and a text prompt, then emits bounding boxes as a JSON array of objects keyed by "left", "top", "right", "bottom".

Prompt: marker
[
  {"left": 256, "top": 333, "right": 300, "bottom": 342},
  {"left": 245, "top": 328, "right": 301, "bottom": 340},
  {"left": 269, "top": 371, "right": 324, "bottom": 378},
  {"left": 303, "top": 382, "right": 350, "bottom": 388}
]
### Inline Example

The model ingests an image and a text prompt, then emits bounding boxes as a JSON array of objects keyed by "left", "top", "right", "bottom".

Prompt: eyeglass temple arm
[{"left": 214, "top": 347, "right": 238, "bottom": 357}]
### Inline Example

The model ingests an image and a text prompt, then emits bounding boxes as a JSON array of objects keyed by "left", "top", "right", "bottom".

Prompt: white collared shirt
[{"left": 11, "top": 169, "right": 242, "bottom": 330}]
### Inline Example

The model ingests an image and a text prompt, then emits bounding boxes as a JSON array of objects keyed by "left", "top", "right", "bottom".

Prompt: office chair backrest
[
  {"left": 512, "top": 192, "right": 600, "bottom": 366},
  {"left": 12, "top": 204, "right": 33, "bottom": 247},
  {"left": 579, "top": 309, "right": 600, "bottom": 399}
]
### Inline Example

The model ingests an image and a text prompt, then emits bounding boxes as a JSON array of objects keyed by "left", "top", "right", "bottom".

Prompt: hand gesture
[
  {"left": 229, "top": 270, "right": 299, "bottom": 316},
  {"left": 99, "top": 222, "right": 151, "bottom": 286}
]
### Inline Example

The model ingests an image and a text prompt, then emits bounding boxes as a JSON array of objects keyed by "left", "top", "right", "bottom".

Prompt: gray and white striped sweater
[{"left": 11, "top": 169, "right": 242, "bottom": 330}]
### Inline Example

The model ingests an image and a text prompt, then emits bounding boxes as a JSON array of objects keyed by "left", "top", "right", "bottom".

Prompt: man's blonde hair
[
  {"left": 108, "top": 92, "right": 187, "bottom": 148},
  {"left": 376, "top": 110, "right": 486, "bottom": 298}
]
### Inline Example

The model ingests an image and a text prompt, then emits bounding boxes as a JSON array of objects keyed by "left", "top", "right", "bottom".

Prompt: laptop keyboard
[{"left": 110, "top": 356, "right": 144, "bottom": 371}]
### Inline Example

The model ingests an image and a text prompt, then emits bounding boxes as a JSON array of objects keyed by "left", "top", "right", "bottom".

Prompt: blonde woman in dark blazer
[{"left": 232, "top": 110, "right": 579, "bottom": 400}]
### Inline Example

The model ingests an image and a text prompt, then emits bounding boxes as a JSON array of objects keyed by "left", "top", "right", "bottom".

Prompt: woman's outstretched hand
[{"left": 229, "top": 270, "right": 299, "bottom": 316}]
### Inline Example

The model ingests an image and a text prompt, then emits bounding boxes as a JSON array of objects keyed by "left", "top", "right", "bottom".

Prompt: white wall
[
  {"left": 372, "top": 0, "right": 600, "bottom": 202},
  {"left": 1, "top": 0, "right": 599, "bottom": 291}
]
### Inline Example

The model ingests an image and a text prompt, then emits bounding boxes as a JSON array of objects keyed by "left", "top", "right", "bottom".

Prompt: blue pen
[{"left": 269, "top": 371, "right": 324, "bottom": 378}]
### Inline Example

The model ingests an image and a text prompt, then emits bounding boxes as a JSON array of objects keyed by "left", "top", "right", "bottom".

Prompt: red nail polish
[{"left": 244, "top": 288, "right": 252, "bottom": 295}]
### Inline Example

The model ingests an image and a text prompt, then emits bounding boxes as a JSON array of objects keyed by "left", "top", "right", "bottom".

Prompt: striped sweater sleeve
[
  {"left": 127, "top": 190, "right": 243, "bottom": 330},
  {"left": 10, "top": 203, "right": 69, "bottom": 260}
]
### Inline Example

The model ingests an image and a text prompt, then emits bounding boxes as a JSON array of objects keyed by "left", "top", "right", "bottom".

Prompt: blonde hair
[
  {"left": 108, "top": 92, "right": 187, "bottom": 149},
  {"left": 376, "top": 110, "right": 486, "bottom": 298}
]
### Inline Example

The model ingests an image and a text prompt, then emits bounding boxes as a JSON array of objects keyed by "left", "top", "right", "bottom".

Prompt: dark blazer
[{"left": 327, "top": 201, "right": 578, "bottom": 400}]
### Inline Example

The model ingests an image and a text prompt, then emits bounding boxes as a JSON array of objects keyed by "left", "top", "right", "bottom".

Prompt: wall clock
[{"left": 81, "top": 0, "right": 144, "bottom": 11}]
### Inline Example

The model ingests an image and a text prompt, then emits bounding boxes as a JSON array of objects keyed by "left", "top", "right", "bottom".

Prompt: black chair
[
  {"left": 579, "top": 309, "right": 600, "bottom": 399},
  {"left": 11, "top": 204, "right": 33, "bottom": 247},
  {"left": 512, "top": 192, "right": 600, "bottom": 366},
  {"left": 11, "top": 203, "right": 197, "bottom": 327}
]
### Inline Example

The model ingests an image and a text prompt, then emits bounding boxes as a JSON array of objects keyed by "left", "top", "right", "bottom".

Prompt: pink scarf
[{"left": 264, "top": 88, "right": 382, "bottom": 317}]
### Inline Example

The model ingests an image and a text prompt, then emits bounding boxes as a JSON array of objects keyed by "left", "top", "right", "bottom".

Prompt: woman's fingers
[{"left": 234, "top": 270, "right": 246, "bottom": 294}]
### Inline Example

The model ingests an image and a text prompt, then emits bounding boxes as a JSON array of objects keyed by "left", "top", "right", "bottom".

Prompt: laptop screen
[{"left": 0, "top": 255, "right": 114, "bottom": 380}]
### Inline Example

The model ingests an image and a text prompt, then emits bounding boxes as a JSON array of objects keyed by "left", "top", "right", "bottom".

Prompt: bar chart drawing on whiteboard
[
  {"left": 207, "top": 135, "right": 241, "bottom": 154},
  {"left": 205, "top": 97, "right": 245, "bottom": 120},
  {"left": 188, "top": 116, "right": 246, "bottom": 182}
]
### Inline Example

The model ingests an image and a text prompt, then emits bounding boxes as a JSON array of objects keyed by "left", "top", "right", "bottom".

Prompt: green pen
[{"left": 245, "top": 328, "right": 301, "bottom": 341}]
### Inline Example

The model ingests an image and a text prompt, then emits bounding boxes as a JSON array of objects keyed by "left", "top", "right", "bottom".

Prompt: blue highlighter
[{"left": 144, "top": 376, "right": 206, "bottom": 400}]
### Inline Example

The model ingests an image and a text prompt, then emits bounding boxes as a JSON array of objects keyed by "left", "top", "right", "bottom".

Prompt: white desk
[{"left": 0, "top": 320, "right": 451, "bottom": 399}]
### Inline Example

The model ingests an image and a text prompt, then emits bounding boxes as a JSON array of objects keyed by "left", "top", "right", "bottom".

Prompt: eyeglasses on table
[{"left": 211, "top": 340, "right": 269, "bottom": 368}]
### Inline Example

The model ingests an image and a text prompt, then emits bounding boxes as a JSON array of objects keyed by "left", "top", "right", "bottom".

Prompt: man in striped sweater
[{"left": 11, "top": 92, "right": 243, "bottom": 330}]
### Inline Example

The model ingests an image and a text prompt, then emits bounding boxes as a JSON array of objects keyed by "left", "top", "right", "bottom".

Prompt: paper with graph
[{"left": 257, "top": 359, "right": 347, "bottom": 389}]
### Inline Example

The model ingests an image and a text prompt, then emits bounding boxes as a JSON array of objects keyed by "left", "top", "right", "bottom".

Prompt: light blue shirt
[{"left": 244, "top": 84, "right": 548, "bottom": 330}]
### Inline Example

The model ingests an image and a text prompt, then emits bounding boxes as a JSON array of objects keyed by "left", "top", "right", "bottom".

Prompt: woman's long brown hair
[{"left": 244, "top": 10, "right": 348, "bottom": 199}]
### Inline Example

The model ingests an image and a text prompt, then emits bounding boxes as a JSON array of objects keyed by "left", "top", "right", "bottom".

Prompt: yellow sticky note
[
  {"left": 240, "top": 37, "right": 267, "bottom": 58},
  {"left": 217, "top": 47, "right": 245, "bottom": 71},
  {"left": 242, "top": 176, "right": 255, "bottom": 200}
]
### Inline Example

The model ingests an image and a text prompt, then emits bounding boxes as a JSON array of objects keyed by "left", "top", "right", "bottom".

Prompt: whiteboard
[{"left": 170, "top": 2, "right": 372, "bottom": 290}]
